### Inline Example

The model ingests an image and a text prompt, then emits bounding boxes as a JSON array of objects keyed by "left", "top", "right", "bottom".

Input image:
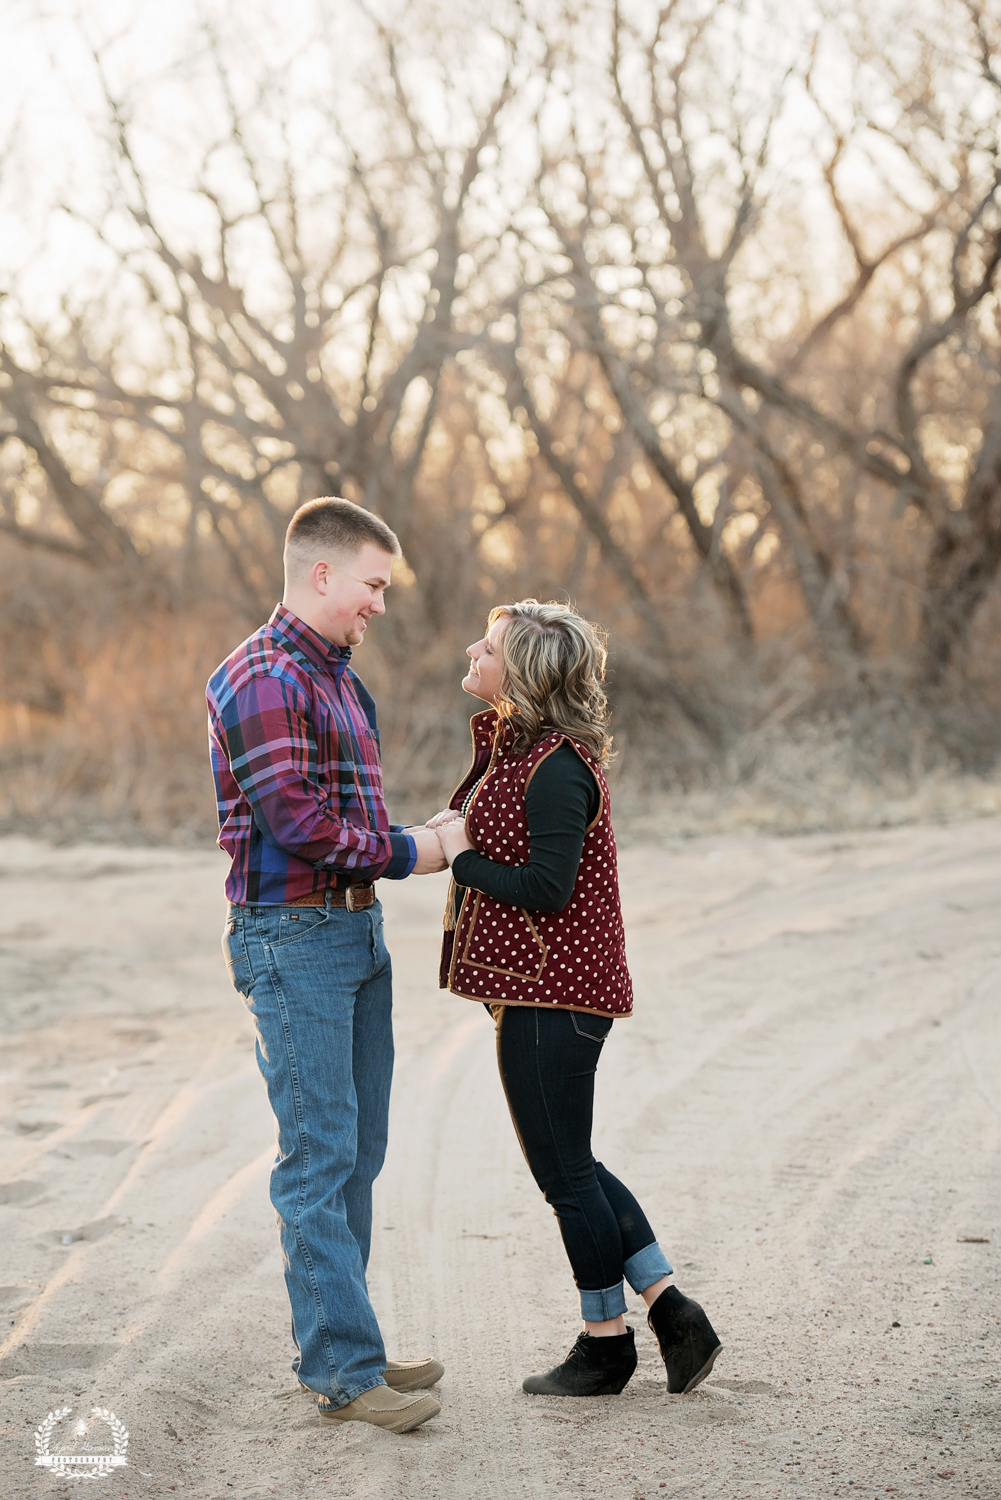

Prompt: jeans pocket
[
  {"left": 570, "top": 1011, "right": 613, "bottom": 1043},
  {"left": 223, "top": 915, "right": 254, "bottom": 998},
  {"left": 272, "top": 907, "right": 331, "bottom": 948},
  {"left": 370, "top": 911, "right": 391, "bottom": 971}
]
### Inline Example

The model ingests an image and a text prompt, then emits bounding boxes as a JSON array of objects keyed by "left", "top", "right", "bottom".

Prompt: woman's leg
[
  {"left": 593, "top": 1129, "right": 722, "bottom": 1392},
  {"left": 594, "top": 1162, "right": 673, "bottom": 1305},
  {"left": 496, "top": 1005, "right": 670, "bottom": 1326}
]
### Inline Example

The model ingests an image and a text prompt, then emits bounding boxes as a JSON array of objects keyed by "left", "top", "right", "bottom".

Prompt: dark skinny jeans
[{"left": 493, "top": 1004, "right": 672, "bottom": 1321}]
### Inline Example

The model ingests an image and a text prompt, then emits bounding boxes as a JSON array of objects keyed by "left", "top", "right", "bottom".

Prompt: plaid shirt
[{"left": 207, "top": 605, "right": 416, "bottom": 905}]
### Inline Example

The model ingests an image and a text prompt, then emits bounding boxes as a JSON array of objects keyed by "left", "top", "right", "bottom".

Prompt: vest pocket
[{"left": 460, "top": 893, "right": 548, "bottom": 982}]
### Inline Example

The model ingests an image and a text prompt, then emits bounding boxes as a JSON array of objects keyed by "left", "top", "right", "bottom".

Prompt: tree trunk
[{"left": 919, "top": 400, "right": 1001, "bottom": 678}]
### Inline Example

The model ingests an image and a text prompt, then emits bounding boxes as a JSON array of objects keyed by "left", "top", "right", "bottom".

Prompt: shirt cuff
[{"left": 381, "top": 831, "right": 417, "bottom": 880}]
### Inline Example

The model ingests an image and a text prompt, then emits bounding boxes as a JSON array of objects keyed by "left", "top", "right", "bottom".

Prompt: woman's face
[{"left": 462, "top": 615, "right": 509, "bottom": 705}]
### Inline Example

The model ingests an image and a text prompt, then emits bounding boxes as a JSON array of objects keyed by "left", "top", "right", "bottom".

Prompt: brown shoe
[
  {"left": 300, "top": 1355, "right": 444, "bottom": 1396},
  {"left": 317, "top": 1382, "right": 440, "bottom": 1433},
  {"left": 385, "top": 1356, "right": 444, "bottom": 1391}
]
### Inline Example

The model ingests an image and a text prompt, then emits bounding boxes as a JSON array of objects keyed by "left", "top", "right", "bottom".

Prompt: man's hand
[
  {"left": 409, "top": 825, "right": 448, "bottom": 874},
  {"left": 437, "top": 818, "right": 475, "bottom": 865},
  {"left": 425, "top": 808, "right": 463, "bottom": 829}
]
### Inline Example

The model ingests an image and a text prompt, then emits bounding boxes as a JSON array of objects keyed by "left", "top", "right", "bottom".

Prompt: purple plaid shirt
[{"left": 207, "top": 605, "right": 416, "bottom": 905}]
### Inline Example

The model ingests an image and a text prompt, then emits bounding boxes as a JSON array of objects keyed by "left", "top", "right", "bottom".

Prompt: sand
[{"left": 1, "top": 820, "right": 999, "bottom": 1499}]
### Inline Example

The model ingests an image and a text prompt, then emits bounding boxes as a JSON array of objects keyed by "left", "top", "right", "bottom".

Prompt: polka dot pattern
[{"left": 441, "top": 710, "right": 633, "bottom": 1017}]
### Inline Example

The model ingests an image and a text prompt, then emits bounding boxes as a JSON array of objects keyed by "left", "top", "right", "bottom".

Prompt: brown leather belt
[{"left": 288, "top": 884, "right": 376, "bottom": 911}]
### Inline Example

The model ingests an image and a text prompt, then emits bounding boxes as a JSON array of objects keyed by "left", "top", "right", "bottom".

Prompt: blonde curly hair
[{"left": 488, "top": 599, "right": 613, "bottom": 765}]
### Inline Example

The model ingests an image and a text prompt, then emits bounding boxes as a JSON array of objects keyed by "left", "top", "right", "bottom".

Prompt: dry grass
[
  {"left": 3, "top": 559, "right": 1001, "bottom": 847},
  {"left": 0, "top": 592, "right": 479, "bottom": 842},
  {"left": 613, "top": 762, "right": 1001, "bottom": 845},
  {"left": 0, "top": 636, "right": 216, "bottom": 842}
]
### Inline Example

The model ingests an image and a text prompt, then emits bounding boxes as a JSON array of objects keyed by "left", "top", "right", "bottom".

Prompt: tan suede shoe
[
  {"left": 384, "top": 1356, "right": 445, "bottom": 1391},
  {"left": 317, "top": 1382, "right": 440, "bottom": 1433},
  {"left": 300, "top": 1355, "right": 444, "bottom": 1396}
]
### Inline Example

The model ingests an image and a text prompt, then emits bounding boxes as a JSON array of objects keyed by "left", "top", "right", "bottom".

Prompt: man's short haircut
[{"left": 284, "top": 497, "right": 401, "bottom": 576}]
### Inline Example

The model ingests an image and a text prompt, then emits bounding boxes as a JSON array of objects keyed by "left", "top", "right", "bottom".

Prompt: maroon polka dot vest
[{"left": 439, "top": 710, "right": 633, "bottom": 1016}]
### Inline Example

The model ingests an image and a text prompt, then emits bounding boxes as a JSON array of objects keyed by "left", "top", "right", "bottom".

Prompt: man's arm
[
  {"left": 345, "top": 669, "right": 445, "bottom": 872},
  {"left": 214, "top": 673, "right": 414, "bottom": 878},
  {"left": 407, "top": 826, "right": 448, "bottom": 875}
]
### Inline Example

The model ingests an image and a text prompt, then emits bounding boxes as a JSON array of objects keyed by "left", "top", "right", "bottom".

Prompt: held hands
[
  {"left": 408, "top": 808, "right": 475, "bottom": 870},
  {"left": 425, "top": 808, "right": 463, "bottom": 829},
  {"left": 426, "top": 809, "right": 474, "bottom": 866}
]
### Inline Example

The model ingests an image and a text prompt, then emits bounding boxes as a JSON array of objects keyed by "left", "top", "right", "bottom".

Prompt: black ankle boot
[
  {"left": 522, "top": 1327, "right": 637, "bottom": 1396},
  {"left": 647, "top": 1286, "right": 722, "bottom": 1394}
]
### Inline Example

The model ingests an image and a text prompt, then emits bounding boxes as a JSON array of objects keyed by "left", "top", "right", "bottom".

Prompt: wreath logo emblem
[{"left": 34, "top": 1406, "right": 129, "bottom": 1480}]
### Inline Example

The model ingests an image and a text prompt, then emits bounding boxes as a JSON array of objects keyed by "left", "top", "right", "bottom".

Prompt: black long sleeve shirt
[{"left": 450, "top": 742, "right": 600, "bottom": 914}]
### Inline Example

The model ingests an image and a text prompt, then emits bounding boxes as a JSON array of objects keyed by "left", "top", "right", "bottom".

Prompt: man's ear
[{"left": 311, "top": 558, "right": 330, "bottom": 595}]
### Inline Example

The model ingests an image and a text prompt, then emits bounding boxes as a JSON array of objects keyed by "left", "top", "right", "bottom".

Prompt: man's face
[{"left": 311, "top": 542, "right": 395, "bottom": 647}]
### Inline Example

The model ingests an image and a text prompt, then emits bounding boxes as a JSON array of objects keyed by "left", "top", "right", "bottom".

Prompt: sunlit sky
[{"left": 0, "top": 0, "right": 977, "bottom": 329}]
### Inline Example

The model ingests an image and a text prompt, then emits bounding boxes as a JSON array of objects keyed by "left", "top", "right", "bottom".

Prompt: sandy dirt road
[{"left": 1, "top": 821, "right": 1000, "bottom": 1500}]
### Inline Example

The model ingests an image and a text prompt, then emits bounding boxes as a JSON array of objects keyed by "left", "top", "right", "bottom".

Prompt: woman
[{"left": 428, "top": 599, "right": 722, "bottom": 1397}]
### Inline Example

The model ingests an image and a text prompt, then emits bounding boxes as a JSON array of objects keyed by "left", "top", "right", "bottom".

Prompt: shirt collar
[{"left": 269, "top": 605, "right": 352, "bottom": 676}]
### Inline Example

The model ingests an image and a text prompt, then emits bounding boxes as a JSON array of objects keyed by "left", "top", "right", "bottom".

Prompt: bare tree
[
  {"left": 0, "top": 7, "right": 517, "bottom": 610},
  {"left": 4, "top": 0, "right": 1001, "bottom": 801},
  {"left": 479, "top": 0, "right": 1001, "bottom": 681}
]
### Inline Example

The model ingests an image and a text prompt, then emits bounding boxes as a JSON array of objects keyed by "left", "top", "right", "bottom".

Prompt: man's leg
[
  {"left": 341, "top": 904, "right": 393, "bottom": 1270},
  {"left": 239, "top": 903, "right": 386, "bottom": 1406},
  {"left": 339, "top": 909, "right": 446, "bottom": 1397}
]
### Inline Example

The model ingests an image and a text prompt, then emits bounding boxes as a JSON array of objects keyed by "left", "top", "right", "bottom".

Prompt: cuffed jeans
[
  {"left": 223, "top": 894, "right": 392, "bottom": 1407},
  {"left": 495, "top": 1005, "right": 672, "bottom": 1321}
]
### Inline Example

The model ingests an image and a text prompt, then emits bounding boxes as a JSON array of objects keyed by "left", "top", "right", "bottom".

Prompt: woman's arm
[{"left": 446, "top": 743, "right": 600, "bottom": 913}]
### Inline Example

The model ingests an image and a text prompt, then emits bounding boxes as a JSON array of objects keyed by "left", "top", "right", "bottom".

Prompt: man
[{"left": 207, "top": 497, "right": 447, "bottom": 1433}]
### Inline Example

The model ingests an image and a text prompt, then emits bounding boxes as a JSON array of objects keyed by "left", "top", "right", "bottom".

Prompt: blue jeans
[{"left": 223, "top": 894, "right": 393, "bottom": 1407}]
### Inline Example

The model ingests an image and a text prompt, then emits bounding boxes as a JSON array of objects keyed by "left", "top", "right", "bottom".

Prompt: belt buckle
[{"left": 345, "top": 884, "right": 360, "bottom": 913}]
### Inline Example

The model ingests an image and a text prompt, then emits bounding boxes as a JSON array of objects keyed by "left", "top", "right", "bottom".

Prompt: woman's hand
[
  {"left": 437, "top": 818, "right": 475, "bottom": 865},
  {"left": 426, "top": 808, "right": 463, "bottom": 829}
]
